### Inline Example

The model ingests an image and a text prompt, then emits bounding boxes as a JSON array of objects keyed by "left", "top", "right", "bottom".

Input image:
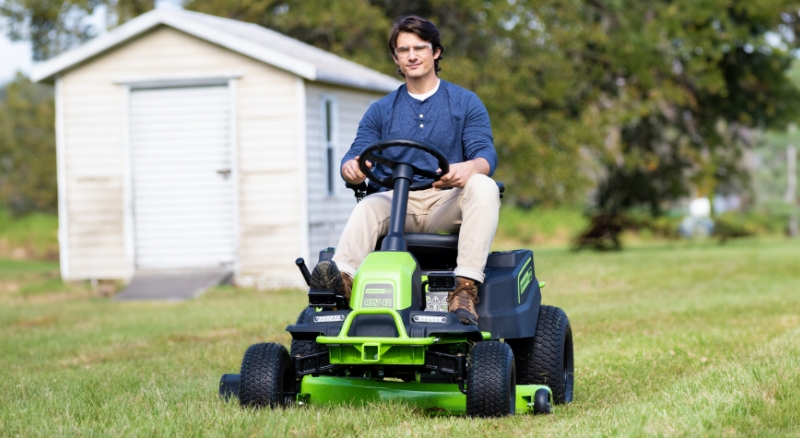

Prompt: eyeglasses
[{"left": 394, "top": 43, "right": 432, "bottom": 58}]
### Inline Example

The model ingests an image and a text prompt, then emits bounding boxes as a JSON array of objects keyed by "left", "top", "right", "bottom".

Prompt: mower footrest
[
  {"left": 308, "top": 288, "right": 348, "bottom": 309},
  {"left": 423, "top": 351, "right": 465, "bottom": 376},
  {"left": 294, "top": 351, "right": 336, "bottom": 377}
]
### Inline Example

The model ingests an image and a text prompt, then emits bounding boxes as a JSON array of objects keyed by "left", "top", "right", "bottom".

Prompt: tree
[
  {"left": 572, "top": 0, "right": 800, "bottom": 248},
  {"left": 0, "top": 73, "right": 56, "bottom": 215},
  {"left": 0, "top": 0, "right": 155, "bottom": 61},
  {"left": 574, "top": 0, "right": 800, "bottom": 248}
]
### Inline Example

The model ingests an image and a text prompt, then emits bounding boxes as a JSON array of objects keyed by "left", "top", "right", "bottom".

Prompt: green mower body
[{"left": 219, "top": 139, "right": 574, "bottom": 417}]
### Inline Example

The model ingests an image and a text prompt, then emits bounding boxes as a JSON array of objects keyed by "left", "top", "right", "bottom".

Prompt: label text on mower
[{"left": 361, "top": 283, "right": 394, "bottom": 308}]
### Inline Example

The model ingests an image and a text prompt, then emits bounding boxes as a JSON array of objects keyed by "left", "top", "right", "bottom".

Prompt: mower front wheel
[
  {"left": 239, "top": 342, "right": 295, "bottom": 408},
  {"left": 290, "top": 310, "right": 328, "bottom": 357},
  {"left": 466, "top": 341, "right": 516, "bottom": 417}
]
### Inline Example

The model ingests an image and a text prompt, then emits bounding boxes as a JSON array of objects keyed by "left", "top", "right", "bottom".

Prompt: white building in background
[{"left": 31, "top": 8, "right": 400, "bottom": 288}]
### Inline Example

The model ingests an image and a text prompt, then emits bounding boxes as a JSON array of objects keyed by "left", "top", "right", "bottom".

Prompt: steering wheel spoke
[
  {"left": 358, "top": 139, "right": 450, "bottom": 191},
  {"left": 410, "top": 165, "right": 441, "bottom": 180}
]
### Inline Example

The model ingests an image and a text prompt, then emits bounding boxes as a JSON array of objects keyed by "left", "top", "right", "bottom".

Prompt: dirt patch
[
  {"left": 59, "top": 340, "right": 150, "bottom": 368},
  {"left": 165, "top": 328, "right": 243, "bottom": 345},
  {"left": 13, "top": 315, "right": 60, "bottom": 328},
  {"left": 0, "top": 238, "right": 59, "bottom": 261}
]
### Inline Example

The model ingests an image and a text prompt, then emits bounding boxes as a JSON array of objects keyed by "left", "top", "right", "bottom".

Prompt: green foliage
[
  {"left": 713, "top": 212, "right": 758, "bottom": 242},
  {"left": 188, "top": 0, "right": 393, "bottom": 74},
  {"left": 716, "top": 209, "right": 790, "bottom": 236},
  {"left": 2, "top": 240, "right": 800, "bottom": 435},
  {"left": 590, "top": 0, "right": 800, "bottom": 215},
  {"left": 0, "top": 73, "right": 57, "bottom": 216}
]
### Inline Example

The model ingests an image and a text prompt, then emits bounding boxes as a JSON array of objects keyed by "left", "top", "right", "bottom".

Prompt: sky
[
  {"left": 0, "top": 1, "right": 182, "bottom": 85},
  {"left": 0, "top": 33, "right": 34, "bottom": 84}
]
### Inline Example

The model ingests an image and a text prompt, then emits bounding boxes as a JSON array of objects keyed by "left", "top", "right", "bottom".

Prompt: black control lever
[
  {"left": 345, "top": 181, "right": 369, "bottom": 203},
  {"left": 295, "top": 258, "right": 312, "bottom": 287}
]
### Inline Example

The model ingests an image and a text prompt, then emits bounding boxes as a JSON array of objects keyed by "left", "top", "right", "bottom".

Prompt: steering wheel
[{"left": 358, "top": 138, "right": 450, "bottom": 190}]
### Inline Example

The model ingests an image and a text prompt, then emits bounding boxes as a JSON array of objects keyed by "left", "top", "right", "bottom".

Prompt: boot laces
[{"left": 447, "top": 280, "right": 480, "bottom": 309}]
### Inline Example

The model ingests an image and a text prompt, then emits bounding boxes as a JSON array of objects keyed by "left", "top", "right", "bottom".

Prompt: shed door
[{"left": 130, "top": 85, "right": 235, "bottom": 269}]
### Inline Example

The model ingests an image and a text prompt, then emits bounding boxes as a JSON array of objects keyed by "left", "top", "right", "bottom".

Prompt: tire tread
[
  {"left": 466, "top": 341, "right": 516, "bottom": 417},
  {"left": 507, "top": 305, "right": 573, "bottom": 404}
]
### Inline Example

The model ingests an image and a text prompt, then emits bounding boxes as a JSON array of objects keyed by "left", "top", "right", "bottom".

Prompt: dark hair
[{"left": 388, "top": 16, "right": 445, "bottom": 78}]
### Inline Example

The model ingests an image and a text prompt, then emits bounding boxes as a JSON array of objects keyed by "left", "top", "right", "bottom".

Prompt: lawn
[{"left": 1, "top": 239, "right": 799, "bottom": 437}]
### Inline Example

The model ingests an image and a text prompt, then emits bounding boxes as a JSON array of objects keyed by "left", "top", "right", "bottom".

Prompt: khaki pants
[{"left": 332, "top": 174, "right": 500, "bottom": 283}]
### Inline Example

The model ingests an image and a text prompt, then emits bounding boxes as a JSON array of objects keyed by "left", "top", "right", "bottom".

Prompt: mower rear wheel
[
  {"left": 239, "top": 342, "right": 294, "bottom": 408},
  {"left": 466, "top": 341, "right": 516, "bottom": 417},
  {"left": 506, "top": 305, "right": 574, "bottom": 404},
  {"left": 290, "top": 310, "right": 328, "bottom": 357}
]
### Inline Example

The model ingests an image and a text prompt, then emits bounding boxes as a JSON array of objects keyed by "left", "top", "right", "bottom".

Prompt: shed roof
[{"left": 31, "top": 8, "right": 402, "bottom": 93}]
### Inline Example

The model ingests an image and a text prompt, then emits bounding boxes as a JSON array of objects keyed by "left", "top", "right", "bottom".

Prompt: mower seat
[{"left": 376, "top": 232, "right": 459, "bottom": 271}]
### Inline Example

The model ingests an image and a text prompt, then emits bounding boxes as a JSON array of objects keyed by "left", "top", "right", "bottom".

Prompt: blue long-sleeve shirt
[{"left": 342, "top": 80, "right": 497, "bottom": 190}]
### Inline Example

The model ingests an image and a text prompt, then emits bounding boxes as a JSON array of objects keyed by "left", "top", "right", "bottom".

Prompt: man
[{"left": 310, "top": 15, "right": 500, "bottom": 326}]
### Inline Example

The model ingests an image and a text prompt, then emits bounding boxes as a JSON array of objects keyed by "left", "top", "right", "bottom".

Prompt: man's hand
[
  {"left": 433, "top": 158, "right": 490, "bottom": 189},
  {"left": 341, "top": 156, "right": 373, "bottom": 185}
]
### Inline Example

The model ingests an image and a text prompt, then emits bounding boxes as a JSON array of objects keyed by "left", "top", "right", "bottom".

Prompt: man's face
[{"left": 393, "top": 32, "right": 441, "bottom": 81}]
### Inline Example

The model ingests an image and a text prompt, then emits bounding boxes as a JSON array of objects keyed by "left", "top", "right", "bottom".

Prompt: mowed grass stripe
[{"left": 1, "top": 238, "right": 799, "bottom": 436}]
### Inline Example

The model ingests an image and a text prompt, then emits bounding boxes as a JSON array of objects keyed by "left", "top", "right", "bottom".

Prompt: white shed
[{"left": 31, "top": 8, "right": 400, "bottom": 288}]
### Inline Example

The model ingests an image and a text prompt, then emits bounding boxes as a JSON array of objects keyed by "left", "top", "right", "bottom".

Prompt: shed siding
[
  {"left": 304, "top": 83, "right": 385, "bottom": 263},
  {"left": 60, "top": 26, "right": 303, "bottom": 281}
]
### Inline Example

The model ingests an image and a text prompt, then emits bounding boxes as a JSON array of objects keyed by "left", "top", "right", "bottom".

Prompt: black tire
[
  {"left": 239, "top": 342, "right": 294, "bottom": 408},
  {"left": 289, "top": 310, "right": 329, "bottom": 357},
  {"left": 506, "top": 305, "right": 574, "bottom": 404},
  {"left": 466, "top": 341, "right": 516, "bottom": 417},
  {"left": 533, "top": 388, "right": 551, "bottom": 414}
]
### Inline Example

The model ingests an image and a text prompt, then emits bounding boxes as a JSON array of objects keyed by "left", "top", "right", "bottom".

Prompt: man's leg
[
  {"left": 311, "top": 193, "right": 393, "bottom": 303},
  {"left": 426, "top": 174, "right": 500, "bottom": 324},
  {"left": 331, "top": 192, "right": 393, "bottom": 279},
  {"left": 313, "top": 191, "right": 427, "bottom": 304}
]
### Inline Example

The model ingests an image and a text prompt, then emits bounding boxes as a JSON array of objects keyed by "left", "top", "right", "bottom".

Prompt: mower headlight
[
  {"left": 313, "top": 314, "right": 345, "bottom": 323},
  {"left": 412, "top": 315, "right": 447, "bottom": 324}
]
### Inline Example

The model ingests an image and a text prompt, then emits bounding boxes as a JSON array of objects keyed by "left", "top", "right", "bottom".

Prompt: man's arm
[
  {"left": 432, "top": 158, "right": 490, "bottom": 189},
  {"left": 341, "top": 102, "right": 383, "bottom": 184},
  {"left": 461, "top": 93, "right": 497, "bottom": 175},
  {"left": 433, "top": 92, "right": 496, "bottom": 189}
]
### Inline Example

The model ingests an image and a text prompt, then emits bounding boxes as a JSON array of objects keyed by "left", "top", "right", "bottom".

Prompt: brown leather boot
[
  {"left": 447, "top": 277, "right": 480, "bottom": 326},
  {"left": 310, "top": 260, "right": 352, "bottom": 308},
  {"left": 341, "top": 272, "right": 353, "bottom": 306}
]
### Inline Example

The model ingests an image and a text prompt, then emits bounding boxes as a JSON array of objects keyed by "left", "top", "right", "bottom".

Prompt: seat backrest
[{"left": 375, "top": 233, "right": 458, "bottom": 271}]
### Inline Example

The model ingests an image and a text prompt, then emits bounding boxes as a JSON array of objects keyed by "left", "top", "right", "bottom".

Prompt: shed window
[{"left": 322, "top": 96, "right": 338, "bottom": 196}]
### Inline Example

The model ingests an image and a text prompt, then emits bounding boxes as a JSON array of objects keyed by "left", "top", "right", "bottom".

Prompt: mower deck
[{"left": 299, "top": 376, "right": 551, "bottom": 415}]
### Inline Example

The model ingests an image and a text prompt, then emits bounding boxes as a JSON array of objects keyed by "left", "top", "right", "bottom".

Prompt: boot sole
[{"left": 310, "top": 260, "right": 344, "bottom": 294}]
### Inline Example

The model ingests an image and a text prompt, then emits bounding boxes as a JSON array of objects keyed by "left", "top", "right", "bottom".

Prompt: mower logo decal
[
  {"left": 518, "top": 256, "right": 533, "bottom": 303},
  {"left": 361, "top": 283, "right": 394, "bottom": 308}
]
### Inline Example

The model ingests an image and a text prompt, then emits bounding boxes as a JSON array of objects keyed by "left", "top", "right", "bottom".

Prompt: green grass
[
  {"left": 2, "top": 239, "right": 800, "bottom": 436},
  {"left": 495, "top": 206, "right": 587, "bottom": 248},
  {"left": 0, "top": 208, "right": 59, "bottom": 260}
]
